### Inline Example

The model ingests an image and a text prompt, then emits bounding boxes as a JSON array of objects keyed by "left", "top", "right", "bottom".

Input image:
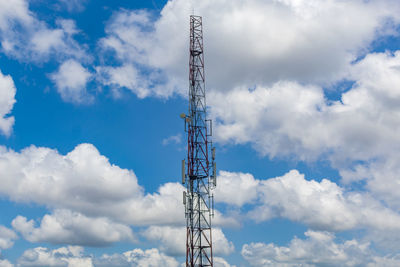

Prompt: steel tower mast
[{"left": 181, "top": 15, "right": 216, "bottom": 267}]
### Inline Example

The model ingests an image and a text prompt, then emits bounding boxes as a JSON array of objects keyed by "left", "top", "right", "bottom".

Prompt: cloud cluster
[
  {"left": 0, "top": 143, "right": 175, "bottom": 246},
  {"left": 1, "top": 141, "right": 398, "bottom": 261},
  {"left": 210, "top": 51, "right": 400, "bottom": 162},
  {"left": 12, "top": 210, "right": 134, "bottom": 247},
  {"left": 0, "top": 143, "right": 141, "bottom": 215},
  {"left": 217, "top": 170, "right": 400, "bottom": 232},
  {"left": 95, "top": 248, "right": 179, "bottom": 267},
  {"left": 6, "top": 0, "right": 399, "bottom": 105},
  {"left": 98, "top": 0, "right": 400, "bottom": 98},
  {"left": 50, "top": 60, "right": 93, "bottom": 104},
  {"left": 209, "top": 50, "right": 400, "bottom": 213},
  {"left": 0, "top": 0, "right": 91, "bottom": 104},
  {"left": 12, "top": 245, "right": 234, "bottom": 267},
  {"left": 0, "top": 70, "right": 16, "bottom": 136},
  {"left": 0, "top": 226, "right": 17, "bottom": 250},
  {"left": 213, "top": 257, "right": 237, "bottom": 267},
  {"left": 214, "top": 171, "right": 259, "bottom": 207},
  {"left": 0, "top": 143, "right": 235, "bottom": 249},
  {"left": 16, "top": 246, "right": 179, "bottom": 267},
  {"left": 0, "top": 259, "right": 13, "bottom": 267},
  {"left": 0, "top": 0, "right": 86, "bottom": 62},
  {"left": 18, "top": 246, "right": 92, "bottom": 267},
  {"left": 242, "top": 230, "right": 400, "bottom": 267}
]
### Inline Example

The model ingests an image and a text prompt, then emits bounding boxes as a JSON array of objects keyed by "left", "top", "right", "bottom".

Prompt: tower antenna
[{"left": 181, "top": 15, "right": 216, "bottom": 267}]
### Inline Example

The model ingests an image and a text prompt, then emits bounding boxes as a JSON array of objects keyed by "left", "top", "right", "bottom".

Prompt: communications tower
[{"left": 181, "top": 15, "right": 216, "bottom": 267}]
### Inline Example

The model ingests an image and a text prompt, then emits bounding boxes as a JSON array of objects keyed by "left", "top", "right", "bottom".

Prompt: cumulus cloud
[
  {"left": 213, "top": 257, "right": 237, "bottom": 267},
  {"left": 0, "top": 226, "right": 17, "bottom": 250},
  {"left": 0, "top": 259, "right": 13, "bottom": 267},
  {"left": 16, "top": 246, "right": 180, "bottom": 267},
  {"left": 218, "top": 170, "right": 400, "bottom": 232},
  {"left": 209, "top": 50, "right": 400, "bottom": 214},
  {"left": 1, "top": 141, "right": 397, "bottom": 248},
  {"left": 0, "top": 0, "right": 87, "bottom": 62},
  {"left": 209, "top": 50, "right": 400, "bottom": 163},
  {"left": 0, "top": 70, "right": 16, "bottom": 136},
  {"left": 0, "top": 0, "right": 32, "bottom": 31},
  {"left": 95, "top": 248, "right": 179, "bottom": 267},
  {"left": 50, "top": 60, "right": 93, "bottom": 104},
  {"left": 0, "top": 143, "right": 141, "bottom": 217},
  {"left": 241, "top": 230, "right": 400, "bottom": 267},
  {"left": 98, "top": 8, "right": 184, "bottom": 98},
  {"left": 0, "top": 142, "right": 397, "bottom": 256},
  {"left": 96, "top": 64, "right": 151, "bottom": 99},
  {"left": 0, "top": 143, "right": 235, "bottom": 247},
  {"left": 141, "top": 226, "right": 234, "bottom": 256},
  {"left": 98, "top": 0, "right": 400, "bottom": 98},
  {"left": 12, "top": 210, "right": 134, "bottom": 246},
  {"left": 340, "top": 157, "right": 400, "bottom": 211},
  {"left": 337, "top": 51, "right": 400, "bottom": 209},
  {"left": 214, "top": 171, "right": 259, "bottom": 207},
  {"left": 17, "top": 246, "right": 92, "bottom": 267}
]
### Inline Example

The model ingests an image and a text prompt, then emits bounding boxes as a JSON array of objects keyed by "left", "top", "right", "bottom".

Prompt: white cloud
[
  {"left": 209, "top": 50, "right": 400, "bottom": 164},
  {"left": 213, "top": 257, "right": 236, "bottom": 267},
  {"left": 98, "top": 0, "right": 400, "bottom": 98},
  {"left": 0, "top": 226, "right": 17, "bottom": 250},
  {"left": 2, "top": 141, "right": 397, "bottom": 247},
  {"left": 12, "top": 210, "right": 134, "bottom": 246},
  {"left": 17, "top": 246, "right": 93, "bottom": 267},
  {"left": 207, "top": 50, "right": 400, "bottom": 220},
  {"left": 31, "top": 29, "right": 64, "bottom": 56},
  {"left": 0, "top": 0, "right": 32, "bottom": 31},
  {"left": 13, "top": 245, "right": 233, "bottom": 267},
  {"left": 206, "top": 49, "right": 400, "bottom": 257},
  {"left": 0, "top": 70, "right": 16, "bottom": 137},
  {"left": 0, "top": 143, "right": 182, "bottom": 226},
  {"left": 209, "top": 82, "right": 325, "bottom": 160},
  {"left": 364, "top": 228, "right": 400, "bottom": 254},
  {"left": 50, "top": 60, "right": 93, "bottom": 104},
  {"left": 0, "top": 1, "right": 87, "bottom": 62},
  {"left": 0, "top": 143, "right": 142, "bottom": 217},
  {"left": 213, "top": 210, "right": 241, "bottom": 228},
  {"left": 95, "top": 248, "right": 179, "bottom": 267},
  {"left": 0, "top": 142, "right": 235, "bottom": 243},
  {"left": 214, "top": 171, "right": 259, "bottom": 207},
  {"left": 96, "top": 64, "right": 150, "bottom": 99},
  {"left": 340, "top": 157, "right": 400, "bottom": 212},
  {"left": 57, "top": 0, "right": 88, "bottom": 12},
  {"left": 16, "top": 246, "right": 179, "bottom": 267},
  {"left": 1, "top": 143, "right": 398, "bottom": 256},
  {"left": 141, "top": 226, "right": 234, "bottom": 256},
  {"left": 241, "top": 230, "right": 400, "bottom": 267},
  {"left": 162, "top": 134, "right": 182, "bottom": 146},
  {"left": 368, "top": 255, "right": 400, "bottom": 267},
  {"left": 0, "top": 259, "right": 13, "bottom": 267},
  {"left": 337, "top": 51, "right": 400, "bottom": 210},
  {"left": 218, "top": 170, "right": 400, "bottom": 232}
]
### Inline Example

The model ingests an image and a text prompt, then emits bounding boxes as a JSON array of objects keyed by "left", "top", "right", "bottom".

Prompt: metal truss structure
[{"left": 181, "top": 15, "right": 216, "bottom": 267}]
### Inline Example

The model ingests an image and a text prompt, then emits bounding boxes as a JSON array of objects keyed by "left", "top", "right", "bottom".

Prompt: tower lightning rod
[{"left": 181, "top": 15, "right": 216, "bottom": 267}]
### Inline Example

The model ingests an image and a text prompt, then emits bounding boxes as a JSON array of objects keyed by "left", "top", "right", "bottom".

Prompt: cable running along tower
[{"left": 181, "top": 15, "right": 216, "bottom": 267}]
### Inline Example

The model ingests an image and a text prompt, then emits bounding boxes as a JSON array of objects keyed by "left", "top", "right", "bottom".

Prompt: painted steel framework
[{"left": 182, "top": 15, "right": 216, "bottom": 267}]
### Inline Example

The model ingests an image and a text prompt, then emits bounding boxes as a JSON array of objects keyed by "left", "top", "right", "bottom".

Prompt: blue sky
[{"left": 1, "top": 0, "right": 400, "bottom": 266}]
